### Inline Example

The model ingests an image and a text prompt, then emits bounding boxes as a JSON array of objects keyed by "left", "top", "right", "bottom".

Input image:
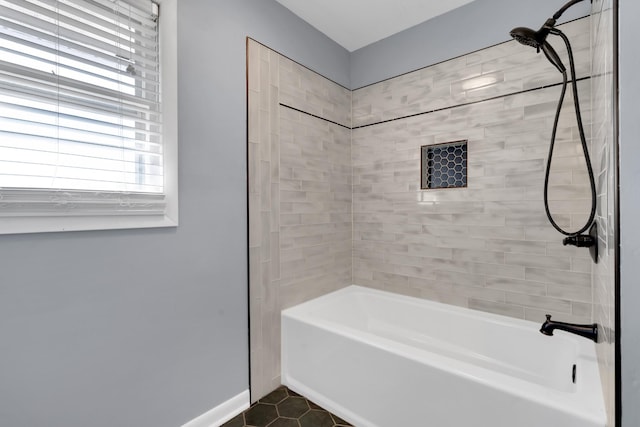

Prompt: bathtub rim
[{"left": 281, "top": 284, "right": 607, "bottom": 425}]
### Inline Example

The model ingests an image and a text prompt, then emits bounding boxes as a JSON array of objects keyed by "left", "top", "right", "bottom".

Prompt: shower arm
[
  {"left": 540, "top": 0, "right": 590, "bottom": 40},
  {"left": 552, "top": 0, "right": 589, "bottom": 21}
]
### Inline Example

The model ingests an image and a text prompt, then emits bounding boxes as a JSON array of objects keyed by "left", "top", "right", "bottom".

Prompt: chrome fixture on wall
[{"left": 510, "top": 0, "right": 598, "bottom": 264}]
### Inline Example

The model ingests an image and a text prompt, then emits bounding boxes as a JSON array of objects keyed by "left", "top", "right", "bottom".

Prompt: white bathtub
[{"left": 281, "top": 285, "right": 606, "bottom": 427}]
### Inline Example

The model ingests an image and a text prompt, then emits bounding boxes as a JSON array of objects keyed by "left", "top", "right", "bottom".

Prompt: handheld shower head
[
  {"left": 509, "top": 19, "right": 565, "bottom": 73},
  {"left": 510, "top": 27, "right": 540, "bottom": 49},
  {"left": 510, "top": 18, "right": 556, "bottom": 51},
  {"left": 509, "top": 0, "right": 587, "bottom": 51}
]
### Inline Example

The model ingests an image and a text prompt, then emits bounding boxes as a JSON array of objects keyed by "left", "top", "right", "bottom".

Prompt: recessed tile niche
[{"left": 421, "top": 140, "right": 468, "bottom": 189}]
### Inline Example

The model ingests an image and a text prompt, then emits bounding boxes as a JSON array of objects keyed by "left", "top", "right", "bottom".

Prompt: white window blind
[{"left": 0, "top": 0, "right": 165, "bottom": 218}]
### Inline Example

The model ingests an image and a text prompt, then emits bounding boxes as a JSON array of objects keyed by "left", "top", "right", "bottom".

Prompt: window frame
[{"left": 0, "top": 0, "right": 178, "bottom": 235}]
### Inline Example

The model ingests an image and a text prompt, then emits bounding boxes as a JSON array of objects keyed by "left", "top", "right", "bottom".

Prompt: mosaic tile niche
[
  {"left": 421, "top": 140, "right": 468, "bottom": 189},
  {"left": 247, "top": 39, "right": 352, "bottom": 401}
]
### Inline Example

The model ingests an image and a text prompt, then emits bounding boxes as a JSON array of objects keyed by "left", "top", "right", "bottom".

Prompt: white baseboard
[{"left": 181, "top": 390, "right": 250, "bottom": 427}]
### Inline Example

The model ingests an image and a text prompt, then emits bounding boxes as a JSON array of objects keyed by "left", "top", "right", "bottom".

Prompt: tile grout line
[
  {"left": 280, "top": 76, "right": 592, "bottom": 132},
  {"left": 278, "top": 103, "right": 351, "bottom": 129},
  {"left": 352, "top": 76, "right": 592, "bottom": 130}
]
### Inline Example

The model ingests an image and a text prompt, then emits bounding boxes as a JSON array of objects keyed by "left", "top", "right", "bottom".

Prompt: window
[{"left": 0, "top": 0, "right": 177, "bottom": 234}]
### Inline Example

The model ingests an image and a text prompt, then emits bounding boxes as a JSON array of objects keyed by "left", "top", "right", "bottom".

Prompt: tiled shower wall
[
  {"left": 247, "top": 40, "right": 352, "bottom": 401},
  {"left": 351, "top": 18, "right": 594, "bottom": 322},
  {"left": 248, "top": 17, "right": 605, "bottom": 403},
  {"left": 591, "top": 0, "right": 616, "bottom": 424}
]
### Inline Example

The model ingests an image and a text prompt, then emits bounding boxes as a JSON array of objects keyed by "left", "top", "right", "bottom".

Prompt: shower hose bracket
[{"left": 561, "top": 223, "right": 598, "bottom": 263}]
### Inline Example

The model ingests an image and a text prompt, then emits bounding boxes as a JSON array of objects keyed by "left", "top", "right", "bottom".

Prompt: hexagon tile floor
[{"left": 221, "top": 386, "right": 353, "bottom": 427}]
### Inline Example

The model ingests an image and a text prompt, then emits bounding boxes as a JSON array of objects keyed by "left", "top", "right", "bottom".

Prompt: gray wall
[
  {"left": 0, "top": 1, "right": 349, "bottom": 426},
  {"left": 619, "top": 0, "right": 640, "bottom": 425},
  {"left": 350, "top": 0, "right": 590, "bottom": 89}
]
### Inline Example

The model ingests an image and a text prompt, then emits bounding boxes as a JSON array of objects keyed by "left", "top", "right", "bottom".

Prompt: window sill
[{"left": 0, "top": 213, "right": 178, "bottom": 235}]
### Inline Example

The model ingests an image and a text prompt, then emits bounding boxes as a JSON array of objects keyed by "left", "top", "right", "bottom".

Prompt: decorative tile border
[{"left": 352, "top": 19, "right": 590, "bottom": 128}]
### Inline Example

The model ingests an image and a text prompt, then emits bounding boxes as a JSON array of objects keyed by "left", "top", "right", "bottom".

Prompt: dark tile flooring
[{"left": 222, "top": 386, "right": 352, "bottom": 427}]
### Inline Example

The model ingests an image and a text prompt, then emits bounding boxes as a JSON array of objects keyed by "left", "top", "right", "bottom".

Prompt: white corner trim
[{"left": 181, "top": 390, "right": 250, "bottom": 427}]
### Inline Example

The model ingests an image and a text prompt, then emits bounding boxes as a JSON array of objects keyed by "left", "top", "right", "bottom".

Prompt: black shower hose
[{"left": 544, "top": 28, "right": 597, "bottom": 236}]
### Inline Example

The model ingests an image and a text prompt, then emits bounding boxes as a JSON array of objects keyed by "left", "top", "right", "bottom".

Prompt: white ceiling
[{"left": 275, "top": 0, "right": 477, "bottom": 52}]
